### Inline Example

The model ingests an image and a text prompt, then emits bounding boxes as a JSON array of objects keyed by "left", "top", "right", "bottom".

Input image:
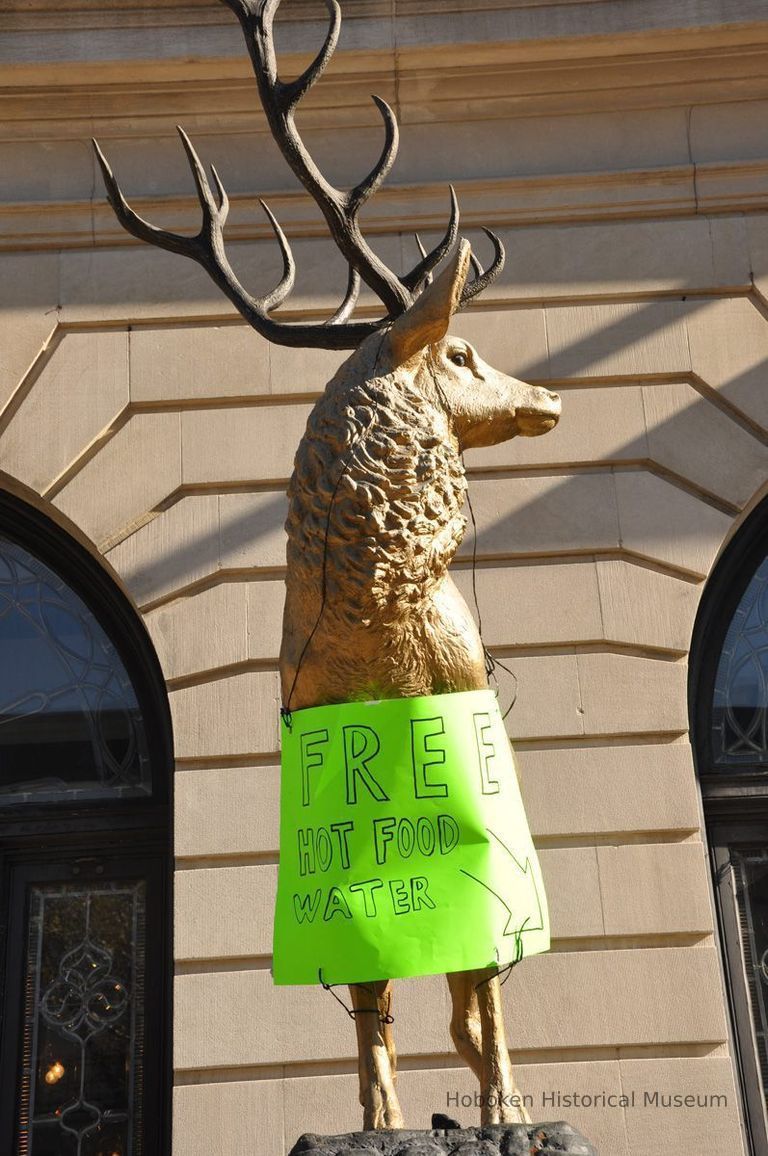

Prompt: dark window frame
[
  {"left": 690, "top": 496, "right": 768, "bottom": 1156},
  {"left": 0, "top": 491, "right": 173, "bottom": 1156}
]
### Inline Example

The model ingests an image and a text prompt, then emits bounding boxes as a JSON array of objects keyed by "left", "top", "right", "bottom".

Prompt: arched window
[
  {"left": 691, "top": 496, "right": 768, "bottom": 1156},
  {"left": 0, "top": 491, "right": 172, "bottom": 1156}
]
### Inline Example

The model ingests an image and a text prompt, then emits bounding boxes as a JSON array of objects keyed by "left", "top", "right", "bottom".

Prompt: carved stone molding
[
  {"left": 3, "top": 161, "right": 767, "bottom": 252},
  {"left": 4, "top": 1, "right": 768, "bottom": 91}
]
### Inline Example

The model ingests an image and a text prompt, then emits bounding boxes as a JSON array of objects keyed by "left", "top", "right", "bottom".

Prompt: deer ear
[{"left": 383, "top": 239, "right": 472, "bottom": 367}]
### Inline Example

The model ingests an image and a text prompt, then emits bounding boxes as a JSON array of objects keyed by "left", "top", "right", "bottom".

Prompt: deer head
[
  {"left": 378, "top": 241, "right": 560, "bottom": 449},
  {"left": 281, "top": 238, "right": 560, "bottom": 674}
]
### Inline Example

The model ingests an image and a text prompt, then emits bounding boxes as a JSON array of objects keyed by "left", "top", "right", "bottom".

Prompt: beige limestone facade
[{"left": 3, "top": 0, "right": 768, "bottom": 1152}]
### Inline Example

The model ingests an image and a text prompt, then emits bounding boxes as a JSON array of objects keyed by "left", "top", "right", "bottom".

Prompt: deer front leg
[
  {"left": 466, "top": 967, "right": 531, "bottom": 1126},
  {"left": 349, "top": 980, "right": 404, "bottom": 1130},
  {"left": 447, "top": 971, "right": 483, "bottom": 1080}
]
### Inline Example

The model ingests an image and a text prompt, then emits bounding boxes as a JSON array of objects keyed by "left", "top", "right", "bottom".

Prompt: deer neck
[{"left": 285, "top": 371, "right": 467, "bottom": 632}]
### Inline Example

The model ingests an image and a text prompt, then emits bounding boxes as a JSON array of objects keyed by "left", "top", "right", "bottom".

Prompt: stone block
[
  {"left": 451, "top": 561, "right": 602, "bottom": 648},
  {"left": 60, "top": 244, "right": 238, "bottom": 325},
  {"left": 175, "top": 750, "right": 700, "bottom": 875},
  {"left": 269, "top": 343, "right": 348, "bottom": 396},
  {"left": 219, "top": 490, "right": 288, "bottom": 570},
  {"left": 174, "top": 764, "right": 280, "bottom": 859},
  {"left": 0, "top": 252, "right": 59, "bottom": 409},
  {"left": 175, "top": 864, "right": 277, "bottom": 961},
  {"left": 690, "top": 99, "right": 768, "bottom": 164},
  {"left": 173, "top": 946, "right": 726, "bottom": 1070},
  {"left": 0, "top": 138, "right": 93, "bottom": 203},
  {"left": 280, "top": 233, "right": 403, "bottom": 315},
  {"left": 145, "top": 581, "right": 250, "bottom": 682},
  {"left": 5, "top": 332, "right": 128, "bottom": 494},
  {"left": 181, "top": 403, "right": 309, "bottom": 485},
  {"left": 538, "top": 848, "right": 603, "bottom": 940},
  {"left": 93, "top": 130, "right": 285, "bottom": 204},
  {"left": 173, "top": 1079, "right": 284, "bottom": 1156},
  {"left": 594, "top": 559, "right": 700, "bottom": 653},
  {"left": 1, "top": 329, "right": 129, "bottom": 494},
  {"left": 60, "top": 229, "right": 399, "bottom": 325},
  {"left": 455, "top": 558, "right": 699, "bottom": 654},
  {"left": 517, "top": 744, "right": 700, "bottom": 839},
  {"left": 614, "top": 470, "right": 732, "bottom": 577},
  {"left": 171, "top": 1055, "right": 746, "bottom": 1156},
  {"left": 173, "top": 971, "right": 451, "bottom": 1070},
  {"left": 170, "top": 670, "right": 281, "bottom": 760},
  {"left": 106, "top": 494, "right": 220, "bottom": 608},
  {"left": 53, "top": 411, "right": 182, "bottom": 549},
  {"left": 509, "top": 1061, "right": 627, "bottom": 1156},
  {"left": 577, "top": 652, "right": 688, "bottom": 736},
  {"left": 145, "top": 577, "right": 285, "bottom": 681},
  {"left": 291, "top": 1063, "right": 628, "bottom": 1155},
  {"left": 642, "top": 381, "right": 768, "bottom": 508},
  {"left": 171, "top": 843, "right": 708, "bottom": 964},
  {"left": 172, "top": 847, "right": 602, "bottom": 962},
  {"left": 709, "top": 214, "right": 752, "bottom": 288},
  {"left": 618, "top": 1056, "right": 744, "bottom": 1156},
  {"left": 109, "top": 492, "right": 287, "bottom": 610},
  {"left": 597, "top": 842, "right": 713, "bottom": 936},
  {"left": 246, "top": 579, "right": 285, "bottom": 661},
  {"left": 467, "top": 473, "right": 619, "bottom": 559},
  {"left": 399, "top": 105, "right": 688, "bottom": 183},
  {"left": 686, "top": 295, "right": 768, "bottom": 434},
  {"left": 505, "top": 946, "right": 727, "bottom": 1052},
  {"left": 491, "top": 219, "right": 738, "bottom": 303},
  {"left": 130, "top": 323, "right": 271, "bottom": 402},
  {"left": 747, "top": 211, "right": 768, "bottom": 308},
  {"left": 500, "top": 651, "right": 689, "bottom": 744},
  {"left": 546, "top": 300, "right": 690, "bottom": 380},
  {"left": 501, "top": 653, "right": 583, "bottom": 741}
]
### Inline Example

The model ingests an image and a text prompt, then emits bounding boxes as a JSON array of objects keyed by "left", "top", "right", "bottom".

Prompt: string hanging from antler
[{"left": 92, "top": 0, "right": 504, "bottom": 350}]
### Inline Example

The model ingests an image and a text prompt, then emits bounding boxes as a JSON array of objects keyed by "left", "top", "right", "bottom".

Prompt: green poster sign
[{"left": 273, "top": 689, "right": 549, "bottom": 986}]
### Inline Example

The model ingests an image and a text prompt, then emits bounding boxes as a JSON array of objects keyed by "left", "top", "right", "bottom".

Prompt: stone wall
[{"left": 3, "top": 1, "right": 768, "bottom": 1152}]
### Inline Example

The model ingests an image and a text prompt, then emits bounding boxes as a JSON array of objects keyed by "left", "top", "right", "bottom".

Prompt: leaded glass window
[
  {"left": 732, "top": 851, "right": 768, "bottom": 1099},
  {"left": 692, "top": 502, "right": 768, "bottom": 1156},
  {"left": 712, "top": 555, "right": 768, "bottom": 767},
  {"left": 0, "top": 495, "right": 171, "bottom": 1156},
  {"left": 18, "top": 881, "right": 146, "bottom": 1156},
  {"left": 0, "top": 537, "right": 151, "bottom": 804}
]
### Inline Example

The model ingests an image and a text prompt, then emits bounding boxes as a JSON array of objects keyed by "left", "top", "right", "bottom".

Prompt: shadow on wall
[
  {"left": 119, "top": 491, "right": 288, "bottom": 599},
  {"left": 115, "top": 293, "right": 765, "bottom": 601}
]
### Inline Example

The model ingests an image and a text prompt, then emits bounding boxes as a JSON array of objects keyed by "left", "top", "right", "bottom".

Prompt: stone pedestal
[{"left": 288, "top": 1118, "right": 598, "bottom": 1155}]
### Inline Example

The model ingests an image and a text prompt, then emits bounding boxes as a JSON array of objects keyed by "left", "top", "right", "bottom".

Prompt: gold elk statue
[{"left": 94, "top": 0, "right": 561, "bottom": 1137}]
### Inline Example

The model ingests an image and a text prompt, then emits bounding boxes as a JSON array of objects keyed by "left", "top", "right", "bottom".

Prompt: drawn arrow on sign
[{"left": 460, "top": 827, "right": 545, "bottom": 937}]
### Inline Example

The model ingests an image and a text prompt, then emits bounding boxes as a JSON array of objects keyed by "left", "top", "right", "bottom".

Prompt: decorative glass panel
[
  {"left": 733, "top": 850, "right": 768, "bottom": 1102},
  {"left": 18, "top": 880, "right": 145, "bottom": 1156},
  {"left": 0, "top": 538, "right": 151, "bottom": 803},
  {"left": 713, "top": 555, "right": 768, "bottom": 767}
]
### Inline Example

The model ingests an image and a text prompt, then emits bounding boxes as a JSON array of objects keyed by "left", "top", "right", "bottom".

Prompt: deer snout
[{"left": 516, "top": 386, "right": 561, "bottom": 437}]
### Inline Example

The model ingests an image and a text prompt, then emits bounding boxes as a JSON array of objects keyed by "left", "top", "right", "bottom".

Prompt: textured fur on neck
[{"left": 285, "top": 355, "right": 467, "bottom": 630}]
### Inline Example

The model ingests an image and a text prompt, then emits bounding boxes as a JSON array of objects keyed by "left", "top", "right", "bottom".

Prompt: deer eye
[{"left": 450, "top": 352, "right": 467, "bottom": 367}]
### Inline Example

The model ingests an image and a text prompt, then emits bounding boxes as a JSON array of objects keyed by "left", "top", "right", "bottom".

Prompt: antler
[
  {"left": 92, "top": 0, "right": 505, "bottom": 350},
  {"left": 93, "top": 129, "right": 380, "bottom": 349},
  {"left": 460, "top": 228, "right": 506, "bottom": 306}
]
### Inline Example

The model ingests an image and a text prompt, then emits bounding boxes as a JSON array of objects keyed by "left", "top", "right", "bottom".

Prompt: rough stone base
[{"left": 288, "top": 1119, "right": 598, "bottom": 1155}]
